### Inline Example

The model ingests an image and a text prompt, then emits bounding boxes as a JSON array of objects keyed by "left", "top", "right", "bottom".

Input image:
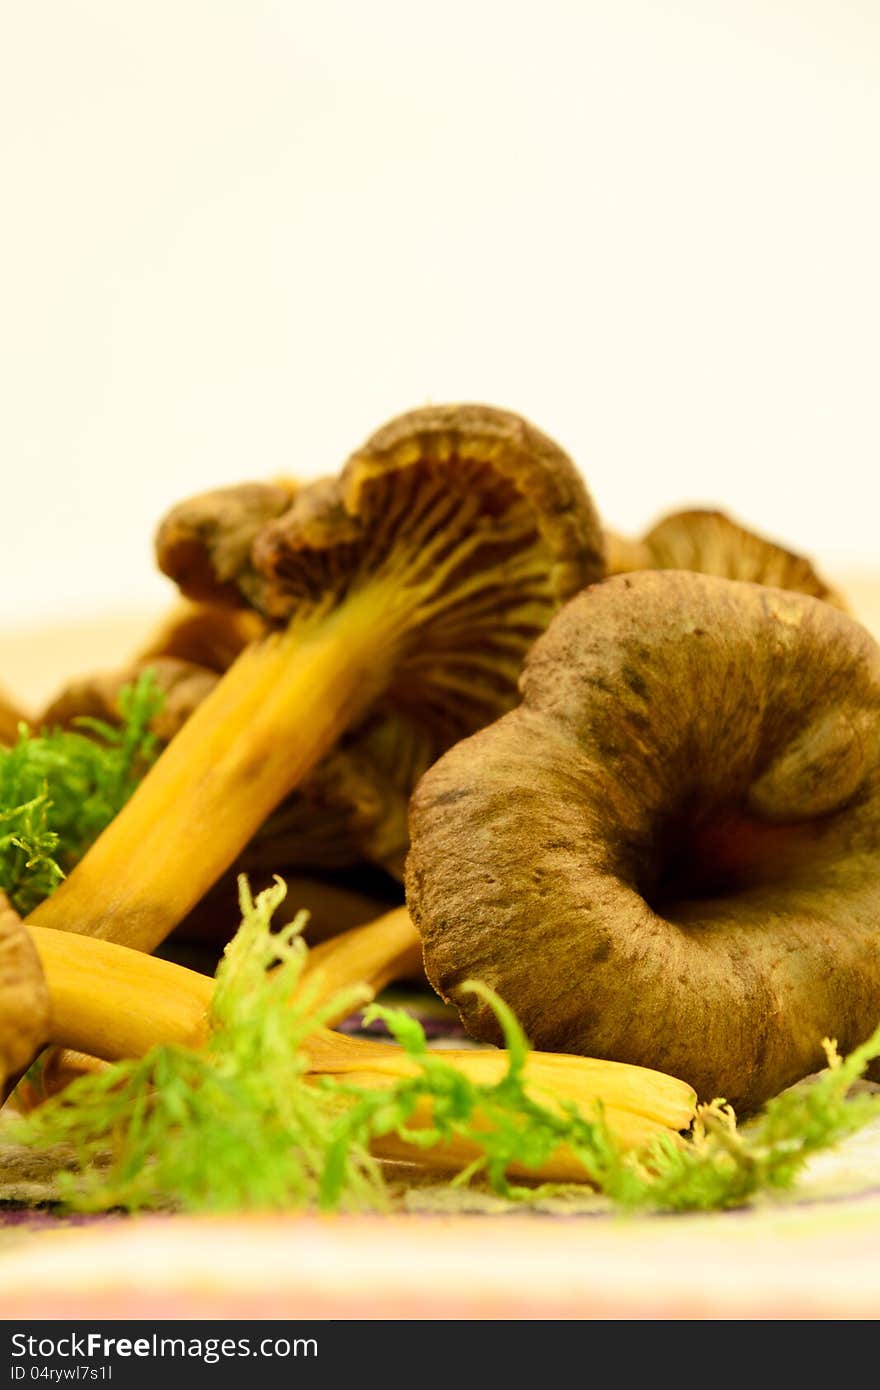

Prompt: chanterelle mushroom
[
  {"left": 28, "top": 404, "right": 605, "bottom": 953},
  {"left": 0, "top": 892, "right": 50, "bottom": 1096},
  {"left": 606, "top": 509, "right": 844, "bottom": 608},
  {"left": 407, "top": 570, "right": 880, "bottom": 1112}
]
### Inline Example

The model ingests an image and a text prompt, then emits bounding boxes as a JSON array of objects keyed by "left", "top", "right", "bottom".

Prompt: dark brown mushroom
[
  {"left": 0, "top": 892, "right": 50, "bottom": 1098},
  {"left": 606, "top": 509, "right": 845, "bottom": 607},
  {"left": 28, "top": 404, "right": 605, "bottom": 953},
  {"left": 407, "top": 570, "right": 880, "bottom": 1112}
]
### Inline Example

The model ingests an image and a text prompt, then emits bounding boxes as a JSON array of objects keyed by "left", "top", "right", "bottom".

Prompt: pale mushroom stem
[{"left": 26, "top": 591, "right": 408, "bottom": 952}]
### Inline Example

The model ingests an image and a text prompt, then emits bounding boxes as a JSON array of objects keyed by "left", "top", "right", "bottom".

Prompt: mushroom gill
[
  {"left": 407, "top": 570, "right": 880, "bottom": 1112},
  {"left": 27, "top": 404, "right": 605, "bottom": 953},
  {"left": 606, "top": 509, "right": 844, "bottom": 607}
]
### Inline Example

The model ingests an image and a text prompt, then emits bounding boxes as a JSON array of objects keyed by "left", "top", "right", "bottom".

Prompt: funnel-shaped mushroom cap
[
  {"left": 608, "top": 508, "right": 844, "bottom": 607},
  {"left": 158, "top": 402, "right": 605, "bottom": 758},
  {"left": 408, "top": 571, "right": 880, "bottom": 1112},
  {"left": 0, "top": 893, "right": 50, "bottom": 1092}
]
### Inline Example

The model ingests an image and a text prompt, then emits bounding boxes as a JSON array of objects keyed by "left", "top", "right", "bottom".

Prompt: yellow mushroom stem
[
  {"left": 27, "top": 591, "right": 407, "bottom": 953},
  {"left": 26, "top": 912, "right": 696, "bottom": 1181}
]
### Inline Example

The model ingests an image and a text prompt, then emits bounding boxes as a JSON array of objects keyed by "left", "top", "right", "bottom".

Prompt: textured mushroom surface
[
  {"left": 408, "top": 571, "right": 880, "bottom": 1112},
  {"left": 606, "top": 509, "right": 844, "bottom": 607},
  {"left": 0, "top": 892, "right": 50, "bottom": 1092}
]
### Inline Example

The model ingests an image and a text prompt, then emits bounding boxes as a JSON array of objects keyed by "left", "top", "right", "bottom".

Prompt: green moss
[{"left": 0, "top": 671, "right": 162, "bottom": 914}]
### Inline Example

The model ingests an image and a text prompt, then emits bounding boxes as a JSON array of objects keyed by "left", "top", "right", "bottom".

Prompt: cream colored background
[{"left": 2, "top": 1, "right": 878, "bottom": 636}]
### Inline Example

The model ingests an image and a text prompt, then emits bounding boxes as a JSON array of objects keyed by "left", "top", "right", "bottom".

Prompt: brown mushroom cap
[
  {"left": 0, "top": 892, "right": 50, "bottom": 1094},
  {"left": 157, "top": 404, "right": 606, "bottom": 746},
  {"left": 407, "top": 570, "right": 880, "bottom": 1112},
  {"left": 156, "top": 479, "right": 298, "bottom": 607},
  {"left": 606, "top": 509, "right": 845, "bottom": 608}
]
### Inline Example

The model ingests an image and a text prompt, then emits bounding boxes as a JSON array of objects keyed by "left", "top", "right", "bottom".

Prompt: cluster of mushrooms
[{"left": 3, "top": 403, "right": 880, "bottom": 1176}]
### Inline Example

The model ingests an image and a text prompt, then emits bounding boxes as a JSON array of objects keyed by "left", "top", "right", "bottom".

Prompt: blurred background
[{"left": 2, "top": 1, "right": 878, "bottom": 649}]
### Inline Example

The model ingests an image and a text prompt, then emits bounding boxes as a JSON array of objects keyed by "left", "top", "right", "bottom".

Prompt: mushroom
[
  {"left": 606, "top": 509, "right": 844, "bottom": 607},
  {"left": 407, "top": 570, "right": 880, "bottom": 1112},
  {"left": 0, "top": 892, "right": 50, "bottom": 1098},
  {"left": 28, "top": 404, "right": 605, "bottom": 953}
]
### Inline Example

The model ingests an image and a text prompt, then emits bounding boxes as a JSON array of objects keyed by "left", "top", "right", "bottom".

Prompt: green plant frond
[
  {"left": 458, "top": 979, "right": 530, "bottom": 1077},
  {"left": 0, "top": 670, "right": 164, "bottom": 915}
]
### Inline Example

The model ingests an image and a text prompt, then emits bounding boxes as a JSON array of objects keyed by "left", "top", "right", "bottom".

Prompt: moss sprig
[{"left": 0, "top": 671, "right": 162, "bottom": 914}]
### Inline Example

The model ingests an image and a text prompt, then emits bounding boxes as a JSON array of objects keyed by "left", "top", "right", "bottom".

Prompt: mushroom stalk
[
  {"left": 29, "top": 906, "right": 422, "bottom": 1061},
  {"left": 29, "top": 924, "right": 214, "bottom": 1059},
  {"left": 302, "top": 905, "right": 423, "bottom": 1009},
  {"left": 27, "top": 596, "right": 399, "bottom": 951}
]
